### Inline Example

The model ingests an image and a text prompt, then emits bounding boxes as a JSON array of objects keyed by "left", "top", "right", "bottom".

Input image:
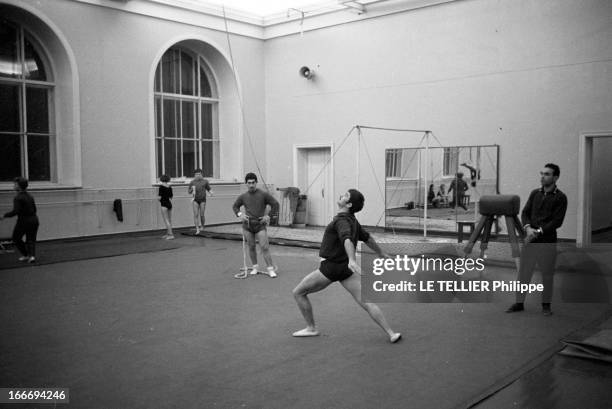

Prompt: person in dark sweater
[
  {"left": 506, "top": 163, "right": 568, "bottom": 316},
  {"left": 232, "top": 172, "right": 280, "bottom": 278},
  {"left": 158, "top": 174, "right": 174, "bottom": 240},
  {"left": 1, "top": 177, "right": 40, "bottom": 263},
  {"left": 291, "top": 189, "right": 401, "bottom": 343}
]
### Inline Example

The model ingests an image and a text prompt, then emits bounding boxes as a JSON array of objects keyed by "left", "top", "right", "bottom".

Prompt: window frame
[
  {"left": 154, "top": 48, "right": 220, "bottom": 182},
  {"left": 385, "top": 148, "right": 403, "bottom": 179},
  {"left": 0, "top": 22, "right": 55, "bottom": 183}
]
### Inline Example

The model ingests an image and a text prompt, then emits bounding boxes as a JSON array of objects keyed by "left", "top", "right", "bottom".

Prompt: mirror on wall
[{"left": 385, "top": 145, "right": 499, "bottom": 234}]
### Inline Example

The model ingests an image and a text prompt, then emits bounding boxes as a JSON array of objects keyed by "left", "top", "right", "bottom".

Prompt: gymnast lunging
[{"left": 292, "top": 189, "right": 401, "bottom": 343}]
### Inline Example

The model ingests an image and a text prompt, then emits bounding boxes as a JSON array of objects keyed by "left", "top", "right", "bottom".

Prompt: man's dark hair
[
  {"left": 194, "top": 168, "right": 202, "bottom": 174},
  {"left": 245, "top": 172, "right": 258, "bottom": 183},
  {"left": 160, "top": 174, "right": 170, "bottom": 183},
  {"left": 348, "top": 189, "right": 364, "bottom": 214},
  {"left": 14, "top": 177, "right": 28, "bottom": 190},
  {"left": 544, "top": 163, "right": 560, "bottom": 177}
]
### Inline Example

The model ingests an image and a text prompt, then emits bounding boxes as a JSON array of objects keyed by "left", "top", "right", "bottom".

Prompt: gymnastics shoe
[
  {"left": 27, "top": 256, "right": 36, "bottom": 263},
  {"left": 505, "top": 303, "right": 524, "bottom": 313},
  {"left": 292, "top": 328, "right": 320, "bottom": 337},
  {"left": 18, "top": 256, "right": 29, "bottom": 262},
  {"left": 390, "top": 333, "right": 402, "bottom": 343},
  {"left": 249, "top": 265, "right": 259, "bottom": 275},
  {"left": 165, "top": 235, "right": 175, "bottom": 240},
  {"left": 265, "top": 266, "right": 277, "bottom": 278}
]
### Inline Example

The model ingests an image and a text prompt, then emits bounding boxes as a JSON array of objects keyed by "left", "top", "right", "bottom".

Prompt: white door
[{"left": 306, "top": 148, "right": 332, "bottom": 226}]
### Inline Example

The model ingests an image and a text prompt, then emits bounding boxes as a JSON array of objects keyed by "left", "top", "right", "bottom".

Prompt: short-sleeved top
[
  {"left": 319, "top": 212, "right": 370, "bottom": 263},
  {"left": 158, "top": 185, "right": 173, "bottom": 206},
  {"left": 188, "top": 177, "right": 211, "bottom": 202}
]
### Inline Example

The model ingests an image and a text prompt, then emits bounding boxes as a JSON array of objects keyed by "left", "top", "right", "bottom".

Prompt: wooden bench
[{"left": 456, "top": 221, "right": 475, "bottom": 243}]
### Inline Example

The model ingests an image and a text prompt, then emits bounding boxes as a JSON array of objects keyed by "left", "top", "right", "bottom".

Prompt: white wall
[
  {"left": 263, "top": 0, "right": 612, "bottom": 238},
  {"left": 0, "top": 0, "right": 267, "bottom": 239}
]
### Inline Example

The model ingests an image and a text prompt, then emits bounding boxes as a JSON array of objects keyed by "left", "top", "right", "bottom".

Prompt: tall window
[
  {"left": 154, "top": 48, "right": 219, "bottom": 179},
  {"left": 385, "top": 149, "right": 402, "bottom": 178},
  {"left": 443, "top": 147, "right": 459, "bottom": 176},
  {"left": 0, "top": 21, "right": 54, "bottom": 182}
]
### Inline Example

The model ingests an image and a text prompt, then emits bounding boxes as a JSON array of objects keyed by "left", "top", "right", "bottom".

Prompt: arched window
[
  {"left": 0, "top": 20, "right": 54, "bottom": 182},
  {"left": 154, "top": 47, "right": 219, "bottom": 179}
]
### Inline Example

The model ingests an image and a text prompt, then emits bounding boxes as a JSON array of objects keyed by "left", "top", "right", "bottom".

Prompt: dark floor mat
[{"left": 0, "top": 235, "right": 181, "bottom": 269}]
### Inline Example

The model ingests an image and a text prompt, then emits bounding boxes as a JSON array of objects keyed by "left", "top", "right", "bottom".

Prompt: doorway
[
  {"left": 294, "top": 145, "right": 333, "bottom": 226},
  {"left": 578, "top": 132, "right": 612, "bottom": 246}
]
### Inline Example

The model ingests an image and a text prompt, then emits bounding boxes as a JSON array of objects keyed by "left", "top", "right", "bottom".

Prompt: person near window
[
  {"left": 432, "top": 183, "right": 448, "bottom": 208},
  {"left": 188, "top": 168, "right": 213, "bottom": 235},
  {"left": 1, "top": 177, "right": 40, "bottom": 263},
  {"left": 448, "top": 172, "right": 469, "bottom": 210},
  {"left": 158, "top": 174, "right": 174, "bottom": 240}
]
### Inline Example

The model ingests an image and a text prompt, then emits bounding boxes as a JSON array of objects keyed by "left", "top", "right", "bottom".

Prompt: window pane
[
  {"left": 164, "top": 138, "right": 178, "bottom": 178},
  {"left": 27, "top": 134, "right": 50, "bottom": 181},
  {"left": 156, "top": 138, "right": 163, "bottom": 177},
  {"left": 0, "top": 134, "right": 21, "bottom": 181},
  {"left": 180, "top": 51, "right": 194, "bottom": 95},
  {"left": 199, "top": 65, "right": 211, "bottom": 97},
  {"left": 154, "top": 65, "right": 161, "bottom": 92},
  {"left": 154, "top": 97, "right": 161, "bottom": 137},
  {"left": 26, "top": 87, "right": 49, "bottom": 133},
  {"left": 182, "top": 100, "right": 195, "bottom": 139},
  {"left": 163, "top": 99, "right": 179, "bottom": 138},
  {"left": 201, "top": 103, "right": 212, "bottom": 140},
  {"left": 161, "top": 49, "right": 179, "bottom": 94},
  {"left": 182, "top": 140, "right": 195, "bottom": 177},
  {"left": 0, "top": 83, "right": 20, "bottom": 132},
  {"left": 0, "top": 23, "right": 19, "bottom": 78},
  {"left": 202, "top": 140, "right": 213, "bottom": 177},
  {"left": 24, "top": 36, "right": 46, "bottom": 81}
]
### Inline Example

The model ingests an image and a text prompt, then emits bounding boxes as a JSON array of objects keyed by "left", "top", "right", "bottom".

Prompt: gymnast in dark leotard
[{"left": 158, "top": 174, "right": 174, "bottom": 239}]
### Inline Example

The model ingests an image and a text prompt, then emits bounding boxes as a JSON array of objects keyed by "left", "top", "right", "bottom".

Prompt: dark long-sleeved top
[
  {"left": 319, "top": 212, "right": 370, "bottom": 263},
  {"left": 4, "top": 191, "right": 37, "bottom": 220},
  {"left": 521, "top": 186, "right": 568, "bottom": 243},
  {"left": 232, "top": 189, "right": 279, "bottom": 218}
]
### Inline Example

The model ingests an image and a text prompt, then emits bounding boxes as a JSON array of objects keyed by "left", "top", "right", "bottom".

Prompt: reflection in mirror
[{"left": 385, "top": 145, "right": 499, "bottom": 234}]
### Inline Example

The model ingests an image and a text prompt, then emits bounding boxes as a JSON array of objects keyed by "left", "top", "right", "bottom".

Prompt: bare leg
[
  {"left": 292, "top": 270, "right": 332, "bottom": 334},
  {"left": 340, "top": 273, "right": 401, "bottom": 342},
  {"left": 192, "top": 201, "right": 201, "bottom": 232},
  {"left": 199, "top": 202, "right": 207, "bottom": 230},
  {"left": 256, "top": 229, "right": 274, "bottom": 268},
  {"left": 244, "top": 230, "right": 258, "bottom": 266},
  {"left": 161, "top": 207, "right": 173, "bottom": 236}
]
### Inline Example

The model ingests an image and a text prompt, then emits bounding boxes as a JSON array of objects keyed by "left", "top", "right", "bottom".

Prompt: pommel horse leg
[
  {"left": 505, "top": 216, "right": 521, "bottom": 271},
  {"left": 463, "top": 216, "right": 488, "bottom": 255}
]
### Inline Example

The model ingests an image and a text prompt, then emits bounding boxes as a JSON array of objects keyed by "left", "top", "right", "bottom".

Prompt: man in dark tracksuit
[
  {"left": 291, "top": 188, "right": 401, "bottom": 343},
  {"left": 506, "top": 163, "right": 568, "bottom": 316},
  {"left": 1, "top": 177, "right": 40, "bottom": 263}
]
